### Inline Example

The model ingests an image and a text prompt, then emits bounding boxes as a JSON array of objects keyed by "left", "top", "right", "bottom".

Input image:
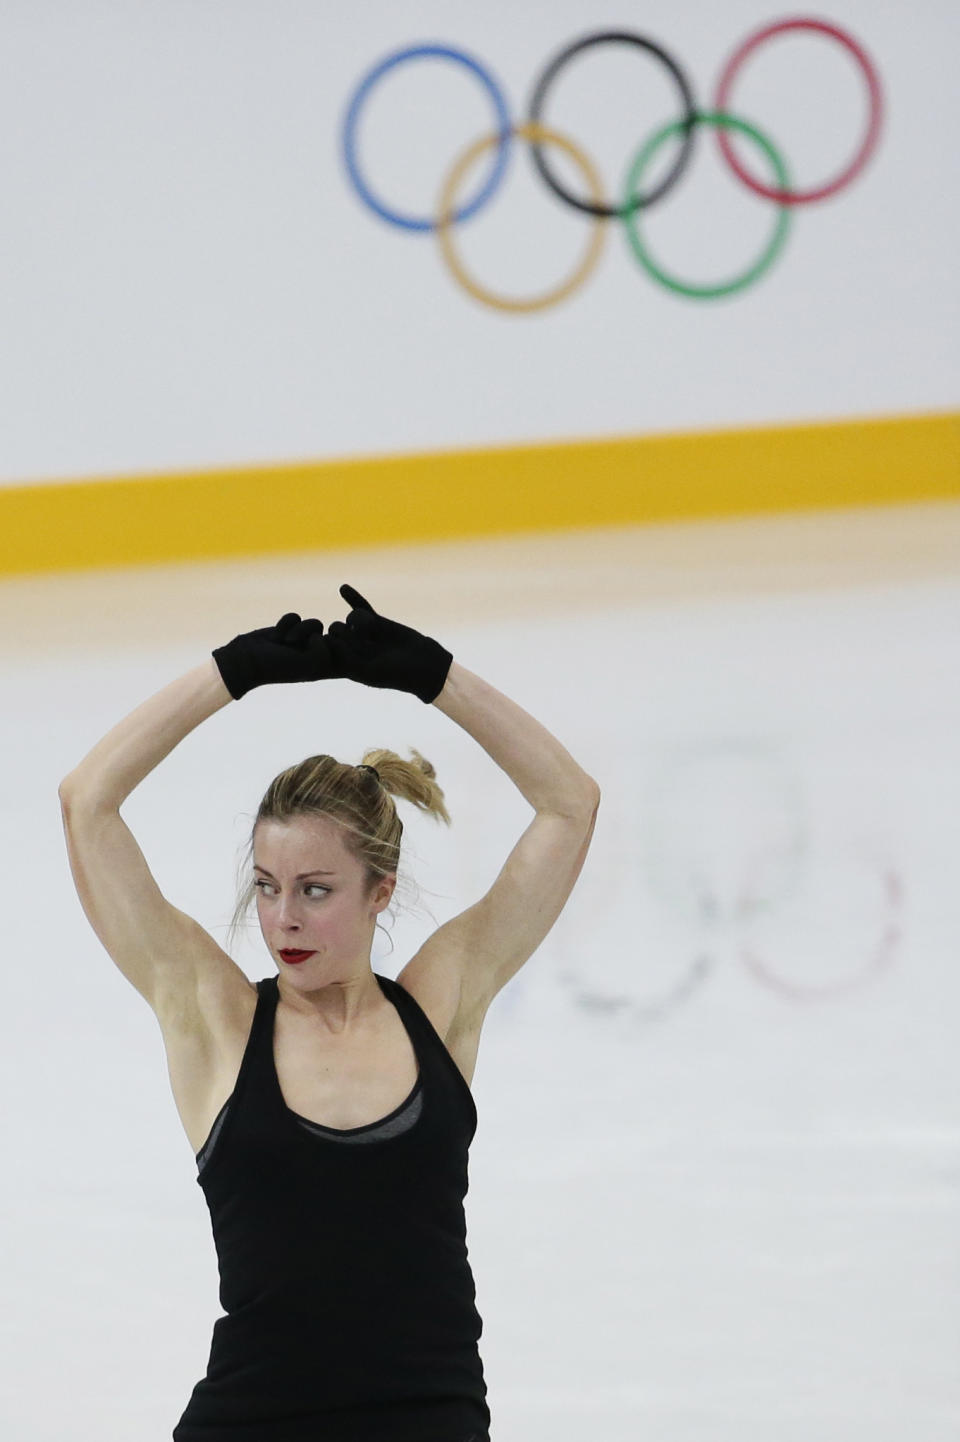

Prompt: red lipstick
[{"left": 280, "top": 949, "right": 316, "bottom": 964}]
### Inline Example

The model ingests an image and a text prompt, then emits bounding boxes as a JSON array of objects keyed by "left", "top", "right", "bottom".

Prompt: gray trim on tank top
[{"left": 196, "top": 1079, "right": 424, "bottom": 1173}]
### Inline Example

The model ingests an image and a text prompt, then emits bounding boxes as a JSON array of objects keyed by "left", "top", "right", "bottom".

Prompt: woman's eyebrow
[{"left": 253, "top": 865, "right": 337, "bottom": 879}]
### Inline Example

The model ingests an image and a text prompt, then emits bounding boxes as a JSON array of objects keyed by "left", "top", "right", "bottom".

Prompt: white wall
[{"left": 1, "top": 0, "right": 957, "bottom": 487}]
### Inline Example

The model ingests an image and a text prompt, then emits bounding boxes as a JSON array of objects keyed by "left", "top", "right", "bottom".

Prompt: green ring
[{"left": 621, "top": 111, "right": 792, "bottom": 299}]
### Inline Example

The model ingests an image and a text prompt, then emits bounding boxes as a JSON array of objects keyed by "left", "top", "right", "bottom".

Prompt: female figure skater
[{"left": 58, "top": 583, "right": 600, "bottom": 1442}]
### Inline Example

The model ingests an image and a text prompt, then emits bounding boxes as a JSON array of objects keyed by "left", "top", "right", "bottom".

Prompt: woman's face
[{"left": 253, "top": 815, "right": 394, "bottom": 975}]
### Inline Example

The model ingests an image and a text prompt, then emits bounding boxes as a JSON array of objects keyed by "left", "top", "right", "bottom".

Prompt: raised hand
[
  {"left": 212, "top": 612, "right": 343, "bottom": 700},
  {"left": 325, "top": 585, "right": 453, "bottom": 703}
]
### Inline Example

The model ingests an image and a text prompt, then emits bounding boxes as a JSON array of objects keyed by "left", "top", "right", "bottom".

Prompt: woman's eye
[{"left": 254, "top": 881, "right": 329, "bottom": 897}]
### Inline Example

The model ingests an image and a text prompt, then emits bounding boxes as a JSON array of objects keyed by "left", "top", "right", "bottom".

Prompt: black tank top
[{"left": 172, "top": 972, "right": 491, "bottom": 1442}]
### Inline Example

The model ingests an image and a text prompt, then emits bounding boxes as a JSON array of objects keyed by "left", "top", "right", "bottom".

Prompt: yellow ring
[{"left": 435, "top": 121, "right": 608, "bottom": 314}]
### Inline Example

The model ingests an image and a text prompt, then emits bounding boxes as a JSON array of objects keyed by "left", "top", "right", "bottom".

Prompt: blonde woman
[{"left": 59, "top": 583, "right": 600, "bottom": 1442}]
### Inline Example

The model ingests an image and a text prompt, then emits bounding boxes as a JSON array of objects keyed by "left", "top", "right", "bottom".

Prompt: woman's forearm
[
  {"left": 59, "top": 658, "right": 234, "bottom": 810},
  {"left": 431, "top": 661, "right": 599, "bottom": 817}
]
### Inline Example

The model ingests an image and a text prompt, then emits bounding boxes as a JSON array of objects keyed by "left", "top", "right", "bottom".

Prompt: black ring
[{"left": 526, "top": 30, "right": 699, "bottom": 219}]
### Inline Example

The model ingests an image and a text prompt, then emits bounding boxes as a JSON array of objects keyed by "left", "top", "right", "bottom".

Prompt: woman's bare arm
[
  {"left": 59, "top": 658, "right": 233, "bottom": 808},
  {"left": 398, "top": 660, "right": 599, "bottom": 1022},
  {"left": 58, "top": 659, "right": 242, "bottom": 1016},
  {"left": 430, "top": 661, "right": 599, "bottom": 815}
]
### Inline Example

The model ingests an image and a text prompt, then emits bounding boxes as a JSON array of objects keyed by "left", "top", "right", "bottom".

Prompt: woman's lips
[{"left": 280, "top": 949, "right": 316, "bottom": 964}]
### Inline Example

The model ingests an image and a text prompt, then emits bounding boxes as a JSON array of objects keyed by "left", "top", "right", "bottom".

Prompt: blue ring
[{"left": 341, "top": 43, "right": 513, "bottom": 232}]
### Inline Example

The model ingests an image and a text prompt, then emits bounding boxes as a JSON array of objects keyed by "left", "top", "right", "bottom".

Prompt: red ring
[
  {"left": 713, "top": 17, "right": 884, "bottom": 205},
  {"left": 738, "top": 861, "right": 902, "bottom": 1001}
]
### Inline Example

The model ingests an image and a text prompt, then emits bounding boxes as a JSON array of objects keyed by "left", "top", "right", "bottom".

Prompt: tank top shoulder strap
[
  {"left": 376, "top": 971, "right": 478, "bottom": 1134},
  {"left": 195, "top": 975, "right": 281, "bottom": 1176},
  {"left": 375, "top": 970, "right": 438, "bottom": 1050},
  {"left": 232, "top": 974, "right": 282, "bottom": 1101}
]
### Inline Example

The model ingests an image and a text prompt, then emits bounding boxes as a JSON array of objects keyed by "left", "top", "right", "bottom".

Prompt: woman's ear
[{"left": 371, "top": 874, "right": 397, "bottom": 913}]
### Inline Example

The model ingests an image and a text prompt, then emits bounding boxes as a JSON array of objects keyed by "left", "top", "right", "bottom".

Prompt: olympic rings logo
[{"left": 341, "top": 17, "right": 884, "bottom": 313}]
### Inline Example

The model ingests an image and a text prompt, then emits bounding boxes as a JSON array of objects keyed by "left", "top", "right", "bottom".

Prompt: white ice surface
[{"left": 1, "top": 533, "right": 958, "bottom": 1441}]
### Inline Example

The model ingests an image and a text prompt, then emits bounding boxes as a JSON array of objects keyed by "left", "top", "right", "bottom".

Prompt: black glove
[
  {"left": 325, "top": 584, "right": 453, "bottom": 704},
  {"left": 212, "top": 612, "right": 341, "bottom": 700}
]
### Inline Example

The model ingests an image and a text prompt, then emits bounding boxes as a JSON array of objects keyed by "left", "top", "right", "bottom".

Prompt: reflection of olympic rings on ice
[
  {"left": 642, "top": 738, "right": 809, "bottom": 927},
  {"left": 739, "top": 842, "right": 903, "bottom": 1001},
  {"left": 558, "top": 951, "right": 716, "bottom": 1026},
  {"left": 341, "top": 19, "right": 885, "bottom": 310},
  {"left": 551, "top": 737, "right": 904, "bottom": 1029}
]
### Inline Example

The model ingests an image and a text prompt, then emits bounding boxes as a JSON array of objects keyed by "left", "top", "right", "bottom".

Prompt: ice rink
[{"left": 2, "top": 502, "right": 959, "bottom": 1441}]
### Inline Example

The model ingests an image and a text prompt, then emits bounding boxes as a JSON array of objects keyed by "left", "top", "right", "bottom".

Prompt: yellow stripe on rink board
[{"left": 1, "top": 410, "right": 957, "bottom": 577}]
